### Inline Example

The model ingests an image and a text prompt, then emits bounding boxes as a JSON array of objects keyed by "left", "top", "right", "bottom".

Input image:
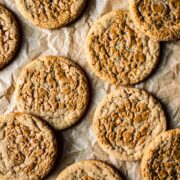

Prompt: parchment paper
[{"left": 0, "top": 0, "right": 179, "bottom": 179}]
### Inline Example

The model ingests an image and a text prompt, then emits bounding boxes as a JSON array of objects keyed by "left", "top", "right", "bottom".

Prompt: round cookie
[
  {"left": 0, "top": 112, "right": 57, "bottom": 180},
  {"left": 129, "top": 0, "right": 180, "bottom": 41},
  {"left": 16, "top": 56, "right": 89, "bottom": 130},
  {"left": 15, "top": 0, "right": 86, "bottom": 29},
  {"left": 56, "top": 160, "right": 122, "bottom": 180},
  {"left": 93, "top": 87, "right": 167, "bottom": 161},
  {"left": 0, "top": 5, "right": 20, "bottom": 70},
  {"left": 86, "top": 10, "right": 160, "bottom": 86},
  {"left": 141, "top": 129, "right": 180, "bottom": 179}
]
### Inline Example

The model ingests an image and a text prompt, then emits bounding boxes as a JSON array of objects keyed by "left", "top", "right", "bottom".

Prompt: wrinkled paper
[{"left": 0, "top": 0, "right": 179, "bottom": 179}]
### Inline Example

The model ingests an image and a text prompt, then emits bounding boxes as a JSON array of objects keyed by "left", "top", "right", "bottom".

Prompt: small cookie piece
[
  {"left": 15, "top": 0, "right": 86, "bottom": 29},
  {"left": 93, "top": 87, "right": 167, "bottom": 161},
  {"left": 16, "top": 56, "right": 89, "bottom": 130},
  {"left": 56, "top": 160, "right": 122, "bottom": 180},
  {"left": 0, "top": 5, "right": 20, "bottom": 70},
  {"left": 86, "top": 10, "right": 160, "bottom": 86},
  {"left": 141, "top": 129, "right": 180, "bottom": 179},
  {"left": 0, "top": 112, "right": 57, "bottom": 180},
  {"left": 129, "top": 0, "right": 180, "bottom": 41}
]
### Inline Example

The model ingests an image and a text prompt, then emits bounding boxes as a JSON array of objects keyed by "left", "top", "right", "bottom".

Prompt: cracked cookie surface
[
  {"left": 15, "top": 0, "right": 86, "bottom": 29},
  {"left": 16, "top": 56, "right": 89, "bottom": 130},
  {"left": 0, "top": 112, "right": 57, "bottom": 180},
  {"left": 129, "top": 0, "right": 180, "bottom": 41},
  {"left": 56, "top": 160, "right": 122, "bottom": 180},
  {"left": 0, "top": 5, "right": 20, "bottom": 70},
  {"left": 93, "top": 87, "right": 167, "bottom": 161},
  {"left": 86, "top": 10, "right": 160, "bottom": 86},
  {"left": 141, "top": 129, "right": 180, "bottom": 180}
]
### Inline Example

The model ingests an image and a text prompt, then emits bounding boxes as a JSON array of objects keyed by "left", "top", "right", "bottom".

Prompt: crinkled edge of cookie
[
  {"left": 128, "top": 0, "right": 180, "bottom": 41},
  {"left": 0, "top": 112, "right": 58, "bottom": 180},
  {"left": 93, "top": 87, "right": 167, "bottom": 161},
  {"left": 15, "top": 0, "right": 86, "bottom": 29},
  {"left": 86, "top": 10, "right": 160, "bottom": 86},
  {"left": 141, "top": 128, "right": 180, "bottom": 179},
  {"left": 16, "top": 56, "right": 90, "bottom": 130},
  {"left": 0, "top": 5, "right": 20, "bottom": 70},
  {"left": 56, "top": 160, "right": 122, "bottom": 180}
]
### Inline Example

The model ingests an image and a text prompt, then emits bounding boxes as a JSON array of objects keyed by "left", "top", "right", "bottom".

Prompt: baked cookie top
[
  {"left": 86, "top": 10, "right": 160, "bottom": 86},
  {"left": 56, "top": 160, "right": 122, "bottom": 180},
  {"left": 141, "top": 129, "right": 180, "bottom": 179},
  {"left": 16, "top": 56, "right": 89, "bottom": 130},
  {"left": 0, "top": 112, "right": 57, "bottom": 180},
  {"left": 15, "top": 0, "right": 86, "bottom": 29},
  {"left": 93, "top": 87, "right": 167, "bottom": 161},
  {"left": 0, "top": 5, "right": 20, "bottom": 70},
  {"left": 129, "top": 0, "right": 180, "bottom": 41}
]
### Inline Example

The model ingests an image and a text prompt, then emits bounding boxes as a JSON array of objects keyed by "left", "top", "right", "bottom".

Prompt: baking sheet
[{"left": 0, "top": 0, "right": 179, "bottom": 179}]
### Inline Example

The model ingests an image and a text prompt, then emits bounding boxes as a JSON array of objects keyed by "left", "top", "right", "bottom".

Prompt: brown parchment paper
[{"left": 0, "top": 0, "right": 179, "bottom": 179}]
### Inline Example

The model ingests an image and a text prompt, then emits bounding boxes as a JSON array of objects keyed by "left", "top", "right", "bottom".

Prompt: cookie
[
  {"left": 0, "top": 5, "right": 20, "bottom": 70},
  {"left": 16, "top": 56, "right": 89, "bottom": 130},
  {"left": 141, "top": 129, "right": 180, "bottom": 179},
  {"left": 0, "top": 112, "right": 57, "bottom": 180},
  {"left": 93, "top": 87, "right": 167, "bottom": 161},
  {"left": 129, "top": 0, "right": 180, "bottom": 41},
  {"left": 86, "top": 10, "right": 160, "bottom": 86},
  {"left": 15, "top": 0, "right": 86, "bottom": 29},
  {"left": 56, "top": 160, "right": 122, "bottom": 180}
]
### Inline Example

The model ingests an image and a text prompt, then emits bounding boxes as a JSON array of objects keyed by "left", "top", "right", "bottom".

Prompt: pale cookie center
[
  {"left": 18, "top": 60, "right": 87, "bottom": 116},
  {"left": 99, "top": 100, "right": 150, "bottom": 149}
]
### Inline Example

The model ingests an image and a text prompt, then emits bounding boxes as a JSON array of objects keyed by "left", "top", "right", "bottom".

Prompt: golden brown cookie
[
  {"left": 93, "top": 87, "right": 167, "bottom": 161},
  {"left": 141, "top": 129, "right": 180, "bottom": 179},
  {"left": 0, "top": 112, "right": 57, "bottom": 180},
  {"left": 16, "top": 56, "right": 89, "bottom": 130},
  {"left": 86, "top": 10, "right": 160, "bottom": 86},
  {"left": 129, "top": 0, "right": 180, "bottom": 41},
  {"left": 0, "top": 5, "right": 20, "bottom": 70},
  {"left": 15, "top": 0, "right": 86, "bottom": 29},
  {"left": 56, "top": 160, "right": 122, "bottom": 180}
]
